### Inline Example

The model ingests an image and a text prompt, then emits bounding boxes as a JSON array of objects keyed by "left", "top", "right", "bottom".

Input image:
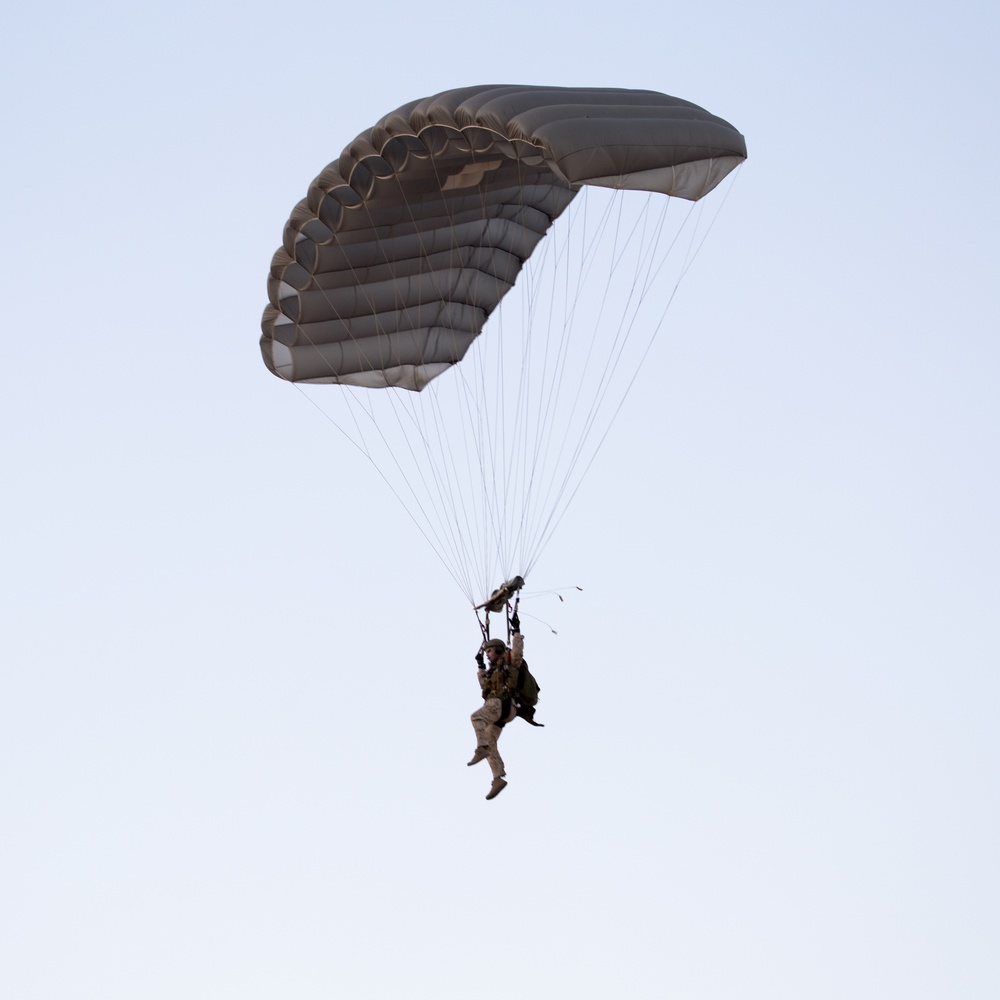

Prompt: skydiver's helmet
[{"left": 482, "top": 638, "right": 506, "bottom": 654}]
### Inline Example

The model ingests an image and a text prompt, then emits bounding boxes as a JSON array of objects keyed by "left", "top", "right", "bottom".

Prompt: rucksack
[{"left": 515, "top": 657, "right": 540, "bottom": 708}]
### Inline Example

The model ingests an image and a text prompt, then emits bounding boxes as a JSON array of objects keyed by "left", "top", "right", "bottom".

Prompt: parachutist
[
  {"left": 468, "top": 619, "right": 543, "bottom": 800},
  {"left": 469, "top": 633, "right": 520, "bottom": 799}
]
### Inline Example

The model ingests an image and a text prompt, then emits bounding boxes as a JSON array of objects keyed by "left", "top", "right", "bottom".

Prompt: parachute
[{"left": 261, "top": 85, "right": 746, "bottom": 606}]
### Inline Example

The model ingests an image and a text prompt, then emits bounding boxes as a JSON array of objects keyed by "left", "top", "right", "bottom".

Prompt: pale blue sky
[{"left": 3, "top": 2, "right": 998, "bottom": 998}]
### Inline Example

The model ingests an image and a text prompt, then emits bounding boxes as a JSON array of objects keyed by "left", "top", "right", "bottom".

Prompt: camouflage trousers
[{"left": 471, "top": 698, "right": 515, "bottom": 780}]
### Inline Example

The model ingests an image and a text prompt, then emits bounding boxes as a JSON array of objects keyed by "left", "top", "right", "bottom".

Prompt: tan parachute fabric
[{"left": 260, "top": 85, "right": 746, "bottom": 390}]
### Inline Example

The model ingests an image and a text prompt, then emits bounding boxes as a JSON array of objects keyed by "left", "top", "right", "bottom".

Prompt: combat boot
[
  {"left": 467, "top": 746, "right": 489, "bottom": 766},
  {"left": 486, "top": 777, "right": 507, "bottom": 800}
]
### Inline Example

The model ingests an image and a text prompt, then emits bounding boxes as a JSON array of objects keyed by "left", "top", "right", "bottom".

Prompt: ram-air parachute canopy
[
  {"left": 261, "top": 85, "right": 745, "bottom": 607},
  {"left": 260, "top": 85, "right": 746, "bottom": 390}
]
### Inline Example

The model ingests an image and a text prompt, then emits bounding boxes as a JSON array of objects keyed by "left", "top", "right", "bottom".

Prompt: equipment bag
[{"left": 516, "top": 657, "right": 540, "bottom": 708}]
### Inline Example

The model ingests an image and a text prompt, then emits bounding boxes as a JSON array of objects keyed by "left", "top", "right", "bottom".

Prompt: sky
[{"left": 2, "top": 1, "right": 998, "bottom": 998}]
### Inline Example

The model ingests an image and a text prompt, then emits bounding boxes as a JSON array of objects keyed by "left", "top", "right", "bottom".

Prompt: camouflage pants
[{"left": 471, "top": 698, "right": 515, "bottom": 780}]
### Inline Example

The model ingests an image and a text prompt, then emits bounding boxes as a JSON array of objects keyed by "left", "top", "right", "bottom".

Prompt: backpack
[
  {"left": 514, "top": 658, "right": 543, "bottom": 726},
  {"left": 515, "top": 657, "right": 540, "bottom": 708}
]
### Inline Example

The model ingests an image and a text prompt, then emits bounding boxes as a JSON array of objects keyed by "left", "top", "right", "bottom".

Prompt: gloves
[
  {"left": 475, "top": 651, "right": 484, "bottom": 667},
  {"left": 510, "top": 612, "right": 520, "bottom": 632}
]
